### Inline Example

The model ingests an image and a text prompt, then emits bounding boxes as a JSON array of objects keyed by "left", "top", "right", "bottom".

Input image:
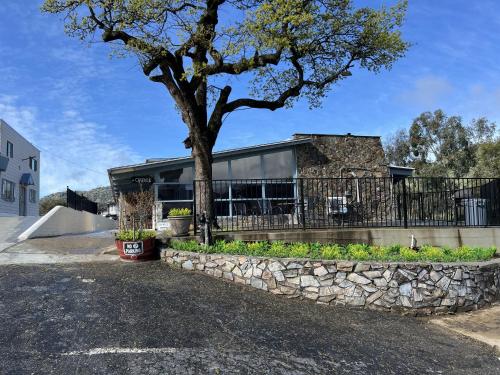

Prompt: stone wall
[
  {"left": 162, "top": 250, "right": 500, "bottom": 315},
  {"left": 294, "top": 134, "right": 388, "bottom": 178}
]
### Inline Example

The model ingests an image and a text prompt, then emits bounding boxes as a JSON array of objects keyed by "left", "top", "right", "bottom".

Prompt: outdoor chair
[
  {"left": 232, "top": 202, "right": 252, "bottom": 229},
  {"left": 257, "top": 199, "right": 283, "bottom": 227}
]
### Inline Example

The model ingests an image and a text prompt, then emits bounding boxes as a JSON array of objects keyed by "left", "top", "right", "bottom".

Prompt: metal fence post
[
  {"left": 192, "top": 180, "right": 197, "bottom": 235},
  {"left": 299, "top": 178, "right": 306, "bottom": 230},
  {"left": 402, "top": 178, "right": 408, "bottom": 229}
]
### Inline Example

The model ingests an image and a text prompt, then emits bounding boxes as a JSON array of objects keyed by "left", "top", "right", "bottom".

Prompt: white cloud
[
  {"left": 399, "top": 76, "right": 453, "bottom": 108},
  {"left": 0, "top": 96, "right": 142, "bottom": 196}
]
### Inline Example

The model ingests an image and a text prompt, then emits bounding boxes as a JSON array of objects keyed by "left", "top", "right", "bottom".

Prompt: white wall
[
  {"left": 0, "top": 119, "right": 40, "bottom": 216},
  {"left": 18, "top": 206, "right": 116, "bottom": 240}
]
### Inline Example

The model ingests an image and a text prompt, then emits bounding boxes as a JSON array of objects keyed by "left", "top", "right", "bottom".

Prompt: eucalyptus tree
[{"left": 42, "top": 0, "right": 409, "bottom": 224}]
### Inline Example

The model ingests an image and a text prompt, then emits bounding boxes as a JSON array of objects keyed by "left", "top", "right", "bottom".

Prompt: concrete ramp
[
  {"left": 0, "top": 216, "right": 39, "bottom": 251},
  {"left": 18, "top": 206, "right": 116, "bottom": 241}
]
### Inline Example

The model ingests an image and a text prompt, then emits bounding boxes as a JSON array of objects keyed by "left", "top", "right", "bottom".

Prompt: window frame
[
  {"left": 29, "top": 157, "right": 38, "bottom": 172},
  {"left": 1, "top": 179, "right": 15, "bottom": 202},
  {"left": 29, "top": 189, "right": 37, "bottom": 203},
  {"left": 6, "top": 141, "right": 13, "bottom": 158},
  {"left": 154, "top": 148, "right": 298, "bottom": 219}
]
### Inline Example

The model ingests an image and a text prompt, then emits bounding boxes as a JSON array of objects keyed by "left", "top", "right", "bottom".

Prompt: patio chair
[
  {"left": 232, "top": 202, "right": 251, "bottom": 229},
  {"left": 257, "top": 199, "right": 283, "bottom": 227}
]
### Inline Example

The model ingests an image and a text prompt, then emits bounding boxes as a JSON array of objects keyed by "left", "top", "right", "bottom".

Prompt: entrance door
[{"left": 19, "top": 186, "right": 26, "bottom": 216}]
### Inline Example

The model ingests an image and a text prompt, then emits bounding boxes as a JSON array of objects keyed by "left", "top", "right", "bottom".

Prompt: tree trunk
[{"left": 192, "top": 141, "right": 214, "bottom": 226}]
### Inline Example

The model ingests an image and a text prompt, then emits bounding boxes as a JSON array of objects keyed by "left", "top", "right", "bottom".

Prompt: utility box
[{"left": 463, "top": 198, "right": 488, "bottom": 226}]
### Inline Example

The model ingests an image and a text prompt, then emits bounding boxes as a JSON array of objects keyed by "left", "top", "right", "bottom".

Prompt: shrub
[
  {"left": 247, "top": 241, "right": 269, "bottom": 256},
  {"left": 168, "top": 239, "right": 496, "bottom": 262},
  {"left": 170, "top": 239, "right": 200, "bottom": 252},
  {"left": 222, "top": 240, "right": 246, "bottom": 254},
  {"left": 346, "top": 244, "right": 370, "bottom": 260},
  {"left": 308, "top": 242, "right": 323, "bottom": 259},
  {"left": 289, "top": 243, "right": 309, "bottom": 258},
  {"left": 268, "top": 241, "right": 289, "bottom": 257},
  {"left": 168, "top": 208, "right": 192, "bottom": 216},
  {"left": 419, "top": 246, "right": 446, "bottom": 262},
  {"left": 474, "top": 246, "right": 497, "bottom": 261},
  {"left": 399, "top": 247, "right": 420, "bottom": 262},
  {"left": 208, "top": 240, "right": 226, "bottom": 254},
  {"left": 321, "top": 244, "right": 343, "bottom": 260},
  {"left": 370, "top": 246, "right": 391, "bottom": 260},
  {"left": 452, "top": 246, "right": 496, "bottom": 261},
  {"left": 116, "top": 230, "right": 156, "bottom": 241}
]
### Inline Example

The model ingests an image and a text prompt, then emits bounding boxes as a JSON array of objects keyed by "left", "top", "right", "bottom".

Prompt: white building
[{"left": 0, "top": 120, "right": 40, "bottom": 216}]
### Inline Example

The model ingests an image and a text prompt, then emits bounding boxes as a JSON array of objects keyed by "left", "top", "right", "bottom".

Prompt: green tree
[
  {"left": 384, "top": 128, "right": 411, "bottom": 166},
  {"left": 385, "top": 109, "right": 497, "bottom": 177},
  {"left": 469, "top": 139, "right": 500, "bottom": 178},
  {"left": 42, "top": 0, "right": 409, "bottom": 223},
  {"left": 39, "top": 197, "right": 66, "bottom": 216}
]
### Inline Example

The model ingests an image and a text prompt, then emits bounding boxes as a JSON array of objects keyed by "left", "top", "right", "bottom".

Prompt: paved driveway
[
  {"left": 0, "top": 262, "right": 498, "bottom": 374},
  {"left": 0, "top": 231, "right": 118, "bottom": 264}
]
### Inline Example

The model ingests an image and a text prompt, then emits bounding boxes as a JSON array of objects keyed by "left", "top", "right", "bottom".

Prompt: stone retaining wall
[{"left": 162, "top": 250, "right": 500, "bottom": 315}]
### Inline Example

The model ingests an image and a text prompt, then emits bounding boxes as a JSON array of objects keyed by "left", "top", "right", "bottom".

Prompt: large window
[
  {"left": 156, "top": 149, "right": 297, "bottom": 218},
  {"left": 1, "top": 179, "right": 15, "bottom": 201},
  {"left": 212, "top": 161, "right": 228, "bottom": 179},
  {"left": 231, "top": 155, "right": 261, "bottom": 179},
  {"left": 159, "top": 167, "right": 193, "bottom": 183},
  {"left": 264, "top": 150, "right": 294, "bottom": 178}
]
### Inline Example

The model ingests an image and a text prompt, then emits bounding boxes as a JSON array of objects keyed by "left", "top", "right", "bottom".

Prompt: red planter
[{"left": 116, "top": 238, "right": 159, "bottom": 261}]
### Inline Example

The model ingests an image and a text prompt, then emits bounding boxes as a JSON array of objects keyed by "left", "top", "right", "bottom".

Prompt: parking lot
[{"left": 0, "top": 261, "right": 498, "bottom": 374}]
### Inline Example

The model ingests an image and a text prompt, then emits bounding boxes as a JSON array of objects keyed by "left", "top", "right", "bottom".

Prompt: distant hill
[{"left": 40, "top": 186, "right": 114, "bottom": 214}]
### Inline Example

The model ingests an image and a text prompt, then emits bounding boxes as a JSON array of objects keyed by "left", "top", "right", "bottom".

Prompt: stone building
[{"left": 109, "top": 133, "right": 397, "bottom": 230}]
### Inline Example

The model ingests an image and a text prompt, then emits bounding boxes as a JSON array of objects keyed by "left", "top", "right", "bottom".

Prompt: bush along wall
[{"left": 162, "top": 250, "right": 500, "bottom": 315}]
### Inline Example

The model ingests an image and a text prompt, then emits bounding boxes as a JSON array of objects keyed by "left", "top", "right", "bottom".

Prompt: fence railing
[
  {"left": 66, "top": 187, "right": 98, "bottom": 214},
  {"left": 186, "top": 177, "right": 500, "bottom": 232}
]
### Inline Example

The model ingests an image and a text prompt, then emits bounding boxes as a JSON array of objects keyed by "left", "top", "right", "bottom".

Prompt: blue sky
[{"left": 0, "top": 0, "right": 499, "bottom": 196}]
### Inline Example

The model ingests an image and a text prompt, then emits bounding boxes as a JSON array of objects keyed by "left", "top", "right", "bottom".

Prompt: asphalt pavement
[{"left": 0, "top": 261, "right": 499, "bottom": 374}]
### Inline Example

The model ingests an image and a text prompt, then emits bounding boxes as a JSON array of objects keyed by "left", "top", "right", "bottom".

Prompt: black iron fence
[
  {"left": 188, "top": 177, "right": 500, "bottom": 232},
  {"left": 66, "top": 187, "right": 98, "bottom": 214}
]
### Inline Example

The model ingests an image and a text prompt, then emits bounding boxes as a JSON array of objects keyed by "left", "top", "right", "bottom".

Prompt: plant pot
[
  {"left": 168, "top": 215, "right": 192, "bottom": 236},
  {"left": 116, "top": 237, "right": 158, "bottom": 261}
]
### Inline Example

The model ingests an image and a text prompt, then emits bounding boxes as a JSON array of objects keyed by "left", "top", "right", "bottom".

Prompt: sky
[{"left": 0, "top": 0, "right": 499, "bottom": 196}]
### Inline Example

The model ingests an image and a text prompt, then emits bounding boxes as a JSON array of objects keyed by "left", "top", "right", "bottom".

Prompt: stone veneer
[
  {"left": 294, "top": 133, "right": 388, "bottom": 178},
  {"left": 162, "top": 250, "right": 500, "bottom": 315}
]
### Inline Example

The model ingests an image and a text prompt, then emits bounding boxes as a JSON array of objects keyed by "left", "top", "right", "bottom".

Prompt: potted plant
[
  {"left": 115, "top": 229, "right": 158, "bottom": 261},
  {"left": 168, "top": 207, "right": 192, "bottom": 236},
  {"left": 116, "top": 190, "right": 158, "bottom": 261}
]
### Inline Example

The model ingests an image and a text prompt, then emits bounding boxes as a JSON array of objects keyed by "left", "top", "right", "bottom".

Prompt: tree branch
[
  {"left": 207, "top": 85, "right": 232, "bottom": 143},
  {"left": 203, "top": 49, "right": 283, "bottom": 75}
]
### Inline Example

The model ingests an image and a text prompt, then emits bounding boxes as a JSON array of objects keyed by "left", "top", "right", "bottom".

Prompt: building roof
[
  {"left": 108, "top": 137, "right": 312, "bottom": 175},
  {"left": 108, "top": 136, "right": 314, "bottom": 198},
  {"left": 293, "top": 132, "right": 381, "bottom": 139}
]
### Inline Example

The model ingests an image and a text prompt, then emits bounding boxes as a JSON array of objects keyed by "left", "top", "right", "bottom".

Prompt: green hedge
[
  {"left": 116, "top": 230, "right": 156, "bottom": 241},
  {"left": 169, "top": 240, "right": 497, "bottom": 263}
]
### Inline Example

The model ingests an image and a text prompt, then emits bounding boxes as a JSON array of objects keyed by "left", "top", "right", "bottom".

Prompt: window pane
[
  {"left": 264, "top": 150, "right": 294, "bottom": 178},
  {"left": 213, "top": 180, "right": 230, "bottom": 199},
  {"left": 159, "top": 167, "right": 193, "bottom": 183},
  {"left": 214, "top": 201, "right": 230, "bottom": 216},
  {"left": 212, "top": 162, "right": 228, "bottom": 180},
  {"left": 231, "top": 155, "right": 261, "bottom": 179},
  {"left": 157, "top": 184, "right": 193, "bottom": 201},
  {"left": 265, "top": 182, "right": 295, "bottom": 198},
  {"left": 232, "top": 182, "right": 262, "bottom": 199}
]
